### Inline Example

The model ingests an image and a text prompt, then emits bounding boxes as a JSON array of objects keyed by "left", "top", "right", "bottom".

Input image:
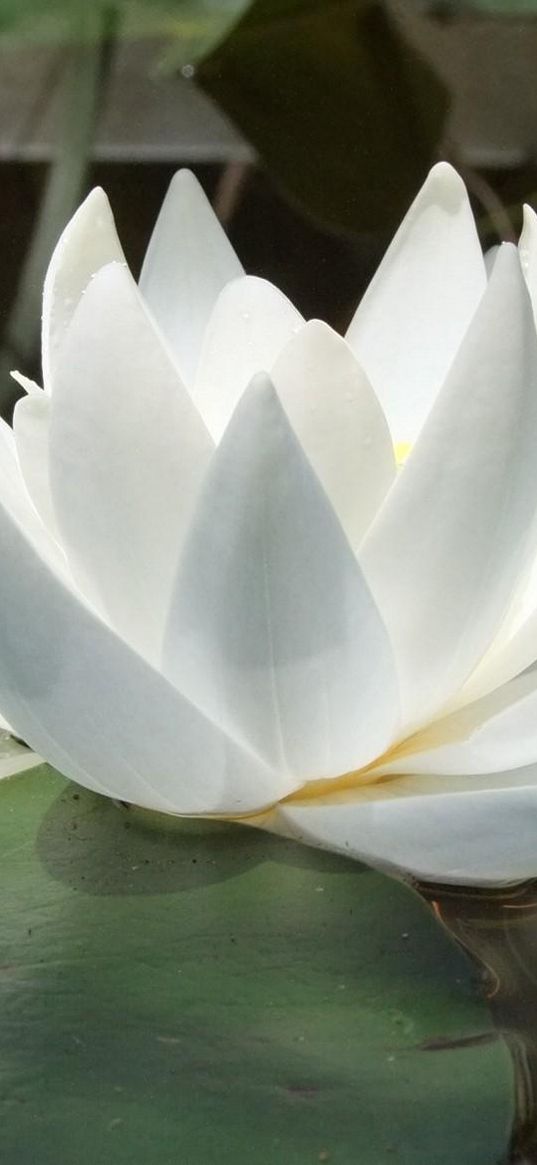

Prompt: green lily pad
[{"left": 0, "top": 765, "right": 511, "bottom": 1163}]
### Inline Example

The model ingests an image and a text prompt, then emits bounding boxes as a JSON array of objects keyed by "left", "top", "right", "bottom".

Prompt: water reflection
[{"left": 418, "top": 879, "right": 537, "bottom": 1164}]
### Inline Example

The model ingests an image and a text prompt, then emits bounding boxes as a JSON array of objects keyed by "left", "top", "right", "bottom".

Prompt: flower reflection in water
[{"left": 419, "top": 879, "right": 537, "bottom": 1165}]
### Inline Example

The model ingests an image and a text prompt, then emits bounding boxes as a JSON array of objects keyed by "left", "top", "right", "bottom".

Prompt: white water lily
[{"left": 3, "top": 163, "right": 537, "bottom": 886}]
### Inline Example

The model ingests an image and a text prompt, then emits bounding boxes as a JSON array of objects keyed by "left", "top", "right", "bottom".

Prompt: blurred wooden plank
[
  {"left": 0, "top": 38, "right": 254, "bottom": 163},
  {"left": 389, "top": 2, "right": 537, "bottom": 167}
]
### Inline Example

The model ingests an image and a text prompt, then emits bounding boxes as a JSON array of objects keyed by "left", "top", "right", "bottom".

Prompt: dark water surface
[{"left": 419, "top": 880, "right": 537, "bottom": 1164}]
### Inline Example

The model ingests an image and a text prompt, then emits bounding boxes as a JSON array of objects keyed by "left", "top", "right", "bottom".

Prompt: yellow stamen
[{"left": 394, "top": 440, "right": 412, "bottom": 467}]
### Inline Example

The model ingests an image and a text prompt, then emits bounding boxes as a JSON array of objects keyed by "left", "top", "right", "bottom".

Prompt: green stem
[{"left": 0, "top": 6, "right": 119, "bottom": 417}]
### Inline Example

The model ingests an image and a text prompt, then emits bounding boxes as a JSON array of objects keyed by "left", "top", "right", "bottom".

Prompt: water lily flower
[{"left": 3, "top": 162, "right": 537, "bottom": 887}]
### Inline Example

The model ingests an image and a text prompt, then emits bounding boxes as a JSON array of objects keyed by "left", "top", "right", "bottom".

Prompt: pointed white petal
[
  {"left": 49, "top": 261, "right": 213, "bottom": 663},
  {"left": 270, "top": 321, "right": 395, "bottom": 550},
  {"left": 361, "top": 245, "right": 537, "bottom": 730},
  {"left": 0, "top": 413, "right": 15, "bottom": 458},
  {"left": 484, "top": 245, "right": 499, "bottom": 278},
  {"left": 0, "top": 492, "right": 293, "bottom": 813},
  {"left": 259, "top": 767, "right": 537, "bottom": 886},
  {"left": 12, "top": 392, "right": 60, "bottom": 541},
  {"left": 519, "top": 202, "right": 537, "bottom": 325},
  {"left": 139, "top": 169, "right": 244, "bottom": 387},
  {"left": 453, "top": 552, "right": 537, "bottom": 707},
  {"left": 10, "top": 370, "right": 42, "bottom": 395},
  {"left": 163, "top": 374, "right": 399, "bottom": 777},
  {"left": 42, "top": 187, "right": 125, "bottom": 391},
  {"left": 0, "top": 414, "right": 66, "bottom": 578},
  {"left": 193, "top": 276, "right": 304, "bottom": 441},
  {"left": 346, "top": 163, "right": 486, "bottom": 444}
]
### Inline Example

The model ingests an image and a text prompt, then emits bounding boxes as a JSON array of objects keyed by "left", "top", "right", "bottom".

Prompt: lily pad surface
[{"left": 0, "top": 765, "right": 511, "bottom": 1163}]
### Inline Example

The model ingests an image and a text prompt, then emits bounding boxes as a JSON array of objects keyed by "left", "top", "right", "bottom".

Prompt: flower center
[{"left": 394, "top": 440, "right": 412, "bottom": 467}]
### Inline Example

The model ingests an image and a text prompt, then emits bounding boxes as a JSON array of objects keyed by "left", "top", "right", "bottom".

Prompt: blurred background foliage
[
  {"left": 0, "top": 0, "right": 248, "bottom": 43},
  {"left": 0, "top": 0, "right": 536, "bottom": 417}
]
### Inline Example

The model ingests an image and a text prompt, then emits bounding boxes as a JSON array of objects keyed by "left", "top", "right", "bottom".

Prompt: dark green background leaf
[
  {"left": 0, "top": 765, "right": 511, "bottom": 1163},
  {"left": 199, "top": 0, "right": 448, "bottom": 235}
]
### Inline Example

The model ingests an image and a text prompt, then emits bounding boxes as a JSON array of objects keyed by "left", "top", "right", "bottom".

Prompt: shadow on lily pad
[{"left": 35, "top": 767, "right": 364, "bottom": 896}]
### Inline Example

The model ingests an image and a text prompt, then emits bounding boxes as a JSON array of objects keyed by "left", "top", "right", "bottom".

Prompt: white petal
[
  {"left": 10, "top": 370, "right": 42, "bottom": 395},
  {"left": 361, "top": 245, "right": 537, "bottom": 730},
  {"left": 484, "top": 245, "right": 499, "bottom": 278},
  {"left": 258, "top": 768, "right": 537, "bottom": 886},
  {"left": 519, "top": 202, "right": 537, "bottom": 325},
  {"left": 454, "top": 552, "right": 537, "bottom": 706},
  {"left": 0, "top": 413, "right": 15, "bottom": 459},
  {"left": 193, "top": 276, "right": 304, "bottom": 441},
  {"left": 12, "top": 392, "right": 59, "bottom": 541},
  {"left": 270, "top": 321, "right": 396, "bottom": 550},
  {"left": 139, "top": 169, "right": 244, "bottom": 387},
  {"left": 0, "top": 493, "right": 293, "bottom": 814},
  {"left": 49, "top": 262, "right": 213, "bottom": 663},
  {"left": 0, "top": 414, "right": 66, "bottom": 578},
  {"left": 163, "top": 374, "right": 399, "bottom": 777},
  {"left": 376, "top": 667, "right": 537, "bottom": 778},
  {"left": 42, "top": 187, "right": 125, "bottom": 391},
  {"left": 346, "top": 163, "right": 486, "bottom": 444}
]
